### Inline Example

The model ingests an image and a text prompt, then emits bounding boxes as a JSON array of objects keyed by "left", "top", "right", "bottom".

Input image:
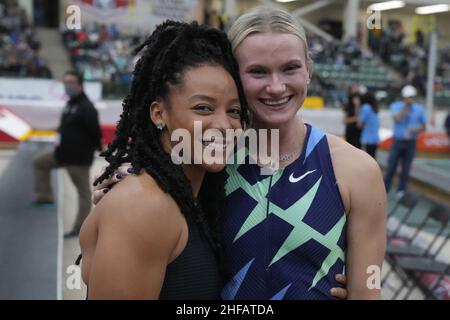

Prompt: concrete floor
[{"left": 62, "top": 157, "right": 107, "bottom": 300}]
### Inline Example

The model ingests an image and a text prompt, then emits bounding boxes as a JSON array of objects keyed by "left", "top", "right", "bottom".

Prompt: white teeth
[
  {"left": 260, "top": 96, "right": 290, "bottom": 106},
  {"left": 201, "top": 140, "right": 228, "bottom": 149}
]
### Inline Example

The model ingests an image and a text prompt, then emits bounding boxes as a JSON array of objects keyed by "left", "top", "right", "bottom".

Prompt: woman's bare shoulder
[
  {"left": 326, "top": 133, "right": 379, "bottom": 171},
  {"left": 82, "top": 173, "right": 187, "bottom": 298},
  {"left": 100, "top": 172, "right": 177, "bottom": 211},
  {"left": 325, "top": 133, "right": 383, "bottom": 214},
  {"left": 93, "top": 172, "right": 183, "bottom": 243}
]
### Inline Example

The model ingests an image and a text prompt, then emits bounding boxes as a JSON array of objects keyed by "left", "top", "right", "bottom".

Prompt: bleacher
[
  {"left": 0, "top": 0, "right": 52, "bottom": 79},
  {"left": 314, "top": 60, "right": 398, "bottom": 89},
  {"left": 62, "top": 23, "right": 143, "bottom": 99},
  {"left": 435, "top": 71, "right": 450, "bottom": 107},
  {"left": 388, "top": 45, "right": 450, "bottom": 107},
  {"left": 309, "top": 35, "right": 402, "bottom": 107},
  {"left": 371, "top": 19, "right": 450, "bottom": 108}
]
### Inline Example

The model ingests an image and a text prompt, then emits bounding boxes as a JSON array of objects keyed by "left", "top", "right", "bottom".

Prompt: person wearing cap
[{"left": 384, "top": 85, "right": 426, "bottom": 196}]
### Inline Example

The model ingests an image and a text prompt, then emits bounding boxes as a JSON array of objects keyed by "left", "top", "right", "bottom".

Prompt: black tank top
[
  {"left": 159, "top": 215, "right": 222, "bottom": 300},
  {"left": 78, "top": 214, "right": 222, "bottom": 300}
]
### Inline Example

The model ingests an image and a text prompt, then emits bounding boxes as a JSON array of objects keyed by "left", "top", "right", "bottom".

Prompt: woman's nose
[
  {"left": 266, "top": 74, "right": 286, "bottom": 95},
  {"left": 208, "top": 112, "right": 233, "bottom": 133}
]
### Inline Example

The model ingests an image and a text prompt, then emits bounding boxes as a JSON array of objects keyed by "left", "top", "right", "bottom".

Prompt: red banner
[{"left": 379, "top": 132, "right": 450, "bottom": 153}]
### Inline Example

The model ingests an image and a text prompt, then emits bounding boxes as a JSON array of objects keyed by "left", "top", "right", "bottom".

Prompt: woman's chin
[
  {"left": 202, "top": 163, "right": 226, "bottom": 172},
  {"left": 197, "top": 148, "right": 232, "bottom": 172},
  {"left": 252, "top": 106, "right": 300, "bottom": 127},
  {"left": 257, "top": 113, "right": 298, "bottom": 128}
]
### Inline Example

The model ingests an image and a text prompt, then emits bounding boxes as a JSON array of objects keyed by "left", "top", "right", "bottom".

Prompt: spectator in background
[
  {"left": 342, "top": 84, "right": 362, "bottom": 148},
  {"left": 406, "top": 67, "right": 426, "bottom": 96},
  {"left": 0, "top": 0, "right": 52, "bottom": 79},
  {"left": 33, "top": 71, "right": 102, "bottom": 238},
  {"left": 107, "top": 23, "right": 119, "bottom": 40},
  {"left": 445, "top": 112, "right": 450, "bottom": 141},
  {"left": 62, "top": 23, "right": 139, "bottom": 86},
  {"left": 384, "top": 85, "right": 426, "bottom": 197},
  {"left": 415, "top": 28, "right": 424, "bottom": 48},
  {"left": 357, "top": 92, "right": 380, "bottom": 159}
]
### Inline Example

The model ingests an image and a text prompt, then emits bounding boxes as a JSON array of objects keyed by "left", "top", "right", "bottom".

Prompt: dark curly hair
[
  {"left": 94, "top": 20, "right": 248, "bottom": 260},
  {"left": 361, "top": 92, "right": 379, "bottom": 113}
]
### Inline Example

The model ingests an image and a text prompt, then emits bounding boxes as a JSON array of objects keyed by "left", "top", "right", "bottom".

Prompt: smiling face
[
  {"left": 150, "top": 65, "right": 242, "bottom": 172},
  {"left": 234, "top": 32, "right": 310, "bottom": 128}
]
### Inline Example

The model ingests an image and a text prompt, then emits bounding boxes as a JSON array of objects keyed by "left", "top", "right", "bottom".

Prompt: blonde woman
[{"left": 93, "top": 7, "right": 386, "bottom": 300}]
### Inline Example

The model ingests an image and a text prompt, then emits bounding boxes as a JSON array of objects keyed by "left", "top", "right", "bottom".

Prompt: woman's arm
[
  {"left": 345, "top": 152, "right": 387, "bottom": 299},
  {"left": 357, "top": 106, "right": 367, "bottom": 129},
  {"left": 343, "top": 115, "right": 358, "bottom": 124},
  {"left": 86, "top": 177, "right": 183, "bottom": 299}
]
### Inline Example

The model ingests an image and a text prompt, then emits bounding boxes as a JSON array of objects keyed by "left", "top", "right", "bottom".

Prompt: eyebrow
[
  {"left": 188, "top": 95, "right": 216, "bottom": 103},
  {"left": 283, "top": 59, "right": 303, "bottom": 66},
  {"left": 245, "top": 59, "right": 303, "bottom": 70},
  {"left": 189, "top": 95, "right": 240, "bottom": 105}
]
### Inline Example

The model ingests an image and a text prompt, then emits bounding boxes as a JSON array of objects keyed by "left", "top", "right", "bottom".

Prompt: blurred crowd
[
  {"left": 62, "top": 22, "right": 143, "bottom": 84},
  {"left": 308, "top": 34, "right": 386, "bottom": 107},
  {"left": 369, "top": 20, "right": 450, "bottom": 97},
  {"left": 309, "top": 34, "right": 369, "bottom": 66},
  {"left": 0, "top": 0, "right": 52, "bottom": 78},
  {"left": 1, "top": 2, "right": 449, "bottom": 105}
]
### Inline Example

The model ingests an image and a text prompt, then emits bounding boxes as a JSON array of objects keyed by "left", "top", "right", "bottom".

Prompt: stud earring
[{"left": 157, "top": 123, "right": 165, "bottom": 131}]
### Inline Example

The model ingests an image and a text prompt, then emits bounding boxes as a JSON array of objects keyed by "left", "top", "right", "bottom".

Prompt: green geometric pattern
[
  {"left": 226, "top": 164, "right": 284, "bottom": 243},
  {"left": 225, "top": 164, "right": 346, "bottom": 289}
]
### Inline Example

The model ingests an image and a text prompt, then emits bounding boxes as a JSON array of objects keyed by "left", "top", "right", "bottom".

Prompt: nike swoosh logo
[{"left": 289, "top": 169, "right": 317, "bottom": 183}]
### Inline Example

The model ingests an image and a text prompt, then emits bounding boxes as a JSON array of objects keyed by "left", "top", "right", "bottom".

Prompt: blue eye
[
  {"left": 249, "top": 68, "right": 266, "bottom": 75},
  {"left": 285, "top": 65, "right": 301, "bottom": 72}
]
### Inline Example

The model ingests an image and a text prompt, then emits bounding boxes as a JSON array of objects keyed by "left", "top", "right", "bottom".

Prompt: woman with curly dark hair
[
  {"left": 78, "top": 20, "right": 248, "bottom": 299},
  {"left": 86, "top": 10, "right": 357, "bottom": 301}
]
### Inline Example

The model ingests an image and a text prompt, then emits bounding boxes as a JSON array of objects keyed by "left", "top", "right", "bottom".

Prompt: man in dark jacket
[{"left": 33, "top": 71, "right": 102, "bottom": 238}]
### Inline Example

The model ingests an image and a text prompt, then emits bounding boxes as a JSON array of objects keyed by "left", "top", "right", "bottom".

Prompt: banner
[
  {"left": 77, "top": 0, "right": 130, "bottom": 17},
  {"left": 379, "top": 132, "right": 450, "bottom": 153},
  {"left": 0, "top": 78, "right": 102, "bottom": 102},
  {"left": 152, "top": 0, "right": 199, "bottom": 20},
  {"left": 67, "top": 0, "right": 202, "bottom": 32}
]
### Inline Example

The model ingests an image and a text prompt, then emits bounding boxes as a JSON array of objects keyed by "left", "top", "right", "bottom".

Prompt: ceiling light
[
  {"left": 368, "top": 1, "right": 405, "bottom": 12},
  {"left": 415, "top": 4, "right": 450, "bottom": 15}
]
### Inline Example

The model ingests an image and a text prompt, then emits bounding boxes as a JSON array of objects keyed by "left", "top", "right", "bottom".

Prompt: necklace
[
  {"left": 279, "top": 152, "right": 295, "bottom": 162},
  {"left": 278, "top": 123, "right": 306, "bottom": 162}
]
